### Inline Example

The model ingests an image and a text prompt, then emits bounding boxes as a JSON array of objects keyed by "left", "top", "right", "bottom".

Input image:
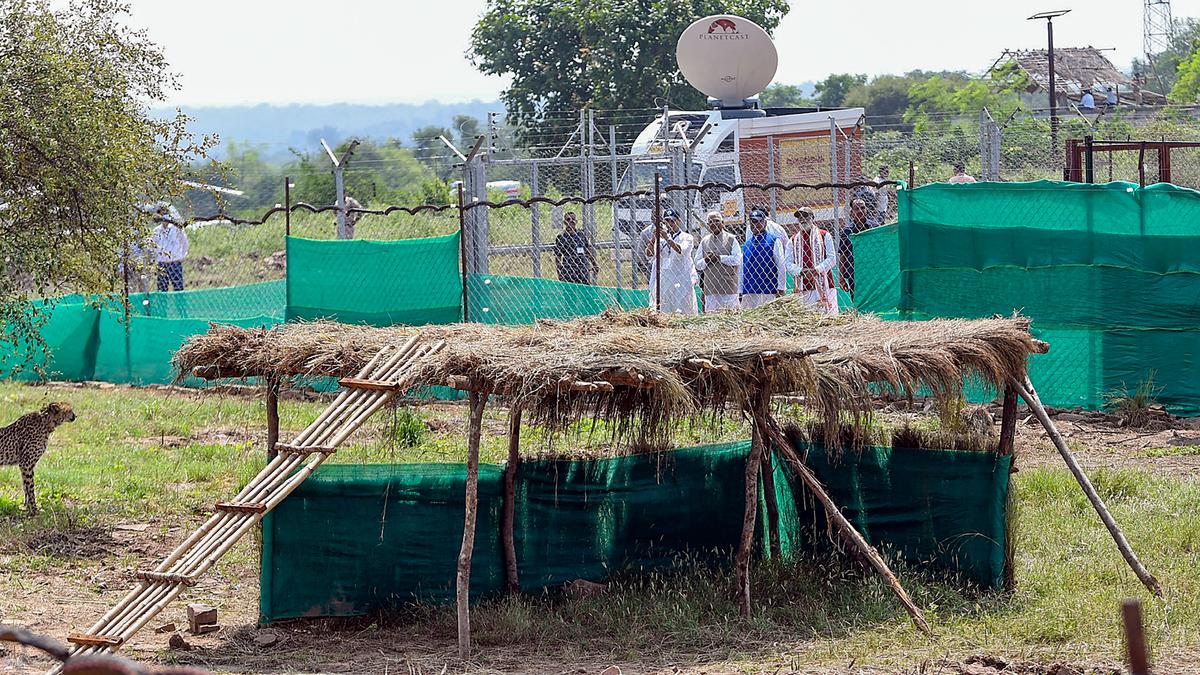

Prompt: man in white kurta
[
  {"left": 646, "top": 208, "right": 698, "bottom": 315},
  {"left": 744, "top": 206, "right": 790, "bottom": 296},
  {"left": 786, "top": 208, "right": 838, "bottom": 314},
  {"left": 693, "top": 211, "right": 741, "bottom": 312}
]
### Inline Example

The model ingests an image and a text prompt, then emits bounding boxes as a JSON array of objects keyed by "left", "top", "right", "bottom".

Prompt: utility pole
[{"left": 1028, "top": 10, "right": 1070, "bottom": 154}]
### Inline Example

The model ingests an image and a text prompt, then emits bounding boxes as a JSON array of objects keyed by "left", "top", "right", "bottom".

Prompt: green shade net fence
[
  {"left": 261, "top": 440, "right": 1012, "bottom": 622},
  {"left": 853, "top": 180, "right": 1200, "bottom": 414},
  {"left": 1, "top": 281, "right": 284, "bottom": 385}
]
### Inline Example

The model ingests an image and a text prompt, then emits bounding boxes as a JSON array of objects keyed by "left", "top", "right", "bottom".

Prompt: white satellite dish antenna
[{"left": 676, "top": 14, "right": 778, "bottom": 107}]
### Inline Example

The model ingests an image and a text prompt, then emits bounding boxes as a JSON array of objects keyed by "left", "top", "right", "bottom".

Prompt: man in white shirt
[
  {"left": 947, "top": 162, "right": 977, "bottom": 184},
  {"left": 1080, "top": 91, "right": 1096, "bottom": 110},
  {"left": 150, "top": 204, "right": 189, "bottom": 292},
  {"left": 786, "top": 208, "right": 838, "bottom": 314},
  {"left": 694, "top": 211, "right": 741, "bottom": 312},
  {"left": 743, "top": 206, "right": 790, "bottom": 296},
  {"left": 646, "top": 208, "right": 698, "bottom": 315}
]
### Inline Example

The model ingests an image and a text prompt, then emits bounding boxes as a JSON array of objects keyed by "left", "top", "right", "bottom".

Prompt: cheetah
[{"left": 0, "top": 402, "right": 75, "bottom": 514}]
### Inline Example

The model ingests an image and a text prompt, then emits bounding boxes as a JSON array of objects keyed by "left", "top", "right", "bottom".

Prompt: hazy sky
[{"left": 126, "top": 0, "right": 1200, "bottom": 107}]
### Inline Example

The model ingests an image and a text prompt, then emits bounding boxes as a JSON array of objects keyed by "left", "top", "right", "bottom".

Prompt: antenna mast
[{"left": 1144, "top": 0, "right": 1175, "bottom": 93}]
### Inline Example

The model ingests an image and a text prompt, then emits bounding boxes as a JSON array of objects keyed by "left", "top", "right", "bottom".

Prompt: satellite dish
[{"left": 676, "top": 15, "right": 778, "bottom": 106}]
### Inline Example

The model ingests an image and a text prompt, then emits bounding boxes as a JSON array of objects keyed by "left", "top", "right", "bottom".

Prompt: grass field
[{"left": 2, "top": 380, "right": 1199, "bottom": 673}]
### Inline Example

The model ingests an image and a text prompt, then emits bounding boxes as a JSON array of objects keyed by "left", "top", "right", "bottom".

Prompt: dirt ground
[{"left": 2, "top": 383, "right": 1197, "bottom": 674}]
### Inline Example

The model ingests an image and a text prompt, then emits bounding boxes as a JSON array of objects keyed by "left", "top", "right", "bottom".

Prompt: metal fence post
[
  {"left": 583, "top": 110, "right": 597, "bottom": 251},
  {"left": 333, "top": 164, "right": 348, "bottom": 240},
  {"left": 610, "top": 125, "right": 622, "bottom": 290},
  {"left": 830, "top": 117, "right": 841, "bottom": 254},
  {"left": 979, "top": 109, "right": 990, "bottom": 181},
  {"left": 530, "top": 162, "right": 541, "bottom": 278},
  {"left": 991, "top": 122, "right": 1001, "bottom": 181},
  {"left": 767, "top": 136, "right": 777, "bottom": 219}
]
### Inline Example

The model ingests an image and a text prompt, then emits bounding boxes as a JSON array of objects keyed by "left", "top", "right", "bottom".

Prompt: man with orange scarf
[{"left": 786, "top": 207, "right": 838, "bottom": 314}]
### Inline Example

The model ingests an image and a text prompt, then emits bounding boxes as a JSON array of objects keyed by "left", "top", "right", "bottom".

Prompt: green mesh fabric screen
[
  {"left": 286, "top": 234, "right": 463, "bottom": 326},
  {"left": 127, "top": 279, "right": 284, "bottom": 320},
  {"left": 858, "top": 180, "right": 1200, "bottom": 413},
  {"left": 260, "top": 441, "right": 1011, "bottom": 622},
  {"left": 848, "top": 223, "right": 900, "bottom": 313},
  {"left": 2, "top": 281, "right": 284, "bottom": 385},
  {"left": 467, "top": 274, "right": 645, "bottom": 324}
]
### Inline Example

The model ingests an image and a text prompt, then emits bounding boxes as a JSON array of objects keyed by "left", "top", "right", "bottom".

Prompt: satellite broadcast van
[{"left": 615, "top": 15, "right": 864, "bottom": 241}]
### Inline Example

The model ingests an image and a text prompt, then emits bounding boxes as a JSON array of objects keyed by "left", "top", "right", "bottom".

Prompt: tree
[
  {"left": 1136, "top": 18, "right": 1200, "bottom": 97},
  {"left": 813, "top": 73, "right": 866, "bottom": 108},
  {"left": 759, "top": 83, "right": 814, "bottom": 108},
  {"left": 469, "top": 0, "right": 790, "bottom": 143},
  {"left": 0, "top": 0, "right": 211, "bottom": 356},
  {"left": 411, "top": 125, "right": 456, "bottom": 180},
  {"left": 452, "top": 114, "right": 484, "bottom": 150},
  {"left": 1171, "top": 43, "right": 1200, "bottom": 102},
  {"left": 843, "top": 74, "right": 914, "bottom": 123}
]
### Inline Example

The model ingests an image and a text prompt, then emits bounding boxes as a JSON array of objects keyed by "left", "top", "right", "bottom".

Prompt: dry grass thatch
[{"left": 175, "top": 297, "right": 1042, "bottom": 448}]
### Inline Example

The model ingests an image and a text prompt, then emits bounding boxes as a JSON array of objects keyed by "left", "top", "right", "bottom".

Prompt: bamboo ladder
[{"left": 51, "top": 335, "right": 442, "bottom": 673}]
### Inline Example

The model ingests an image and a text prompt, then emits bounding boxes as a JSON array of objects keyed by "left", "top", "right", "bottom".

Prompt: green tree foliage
[
  {"left": 452, "top": 114, "right": 484, "bottom": 150},
  {"left": 813, "top": 73, "right": 866, "bottom": 108},
  {"left": 468, "top": 0, "right": 789, "bottom": 142},
  {"left": 843, "top": 74, "right": 914, "bottom": 122},
  {"left": 0, "top": 0, "right": 211, "bottom": 353},
  {"left": 288, "top": 139, "right": 446, "bottom": 208},
  {"left": 411, "top": 124, "right": 456, "bottom": 180},
  {"left": 1136, "top": 18, "right": 1200, "bottom": 97},
  {"left": 759, "top": 83, "right": 813, "bottom": 108}
]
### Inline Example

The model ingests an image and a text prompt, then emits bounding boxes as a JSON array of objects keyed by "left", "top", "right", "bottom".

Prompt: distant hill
[{"left": 156, "top": 100, "right": 502, "bottom": 159}]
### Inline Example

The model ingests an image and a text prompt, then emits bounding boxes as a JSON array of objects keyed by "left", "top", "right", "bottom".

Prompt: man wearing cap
[
  {"left": 743, "top": 206, "right": 790, "bottom": 296},
  {"left": 645, "top": 207, "right": 698, "bottom": 315},
  {"left": 786, "top": 208, "right": 838, "bottom": 314},
  {"left": 740, "top": 209, "right": 786, "bottom": 310},
  {"left": 148, "top": 201, "right": 189, "bottom": 292},
  {"left": 693, "top": 210, "right": 741, "bottom": 312}
]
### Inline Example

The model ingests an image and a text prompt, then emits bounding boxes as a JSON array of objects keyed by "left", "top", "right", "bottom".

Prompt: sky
[{"left": 125, "top": 0, "right": 1200, "bottom": 107}]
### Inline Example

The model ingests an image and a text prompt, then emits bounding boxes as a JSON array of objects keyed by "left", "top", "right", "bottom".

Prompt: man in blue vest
[{"left": 740, "top": 209, "right": 786, "bottom": 309}]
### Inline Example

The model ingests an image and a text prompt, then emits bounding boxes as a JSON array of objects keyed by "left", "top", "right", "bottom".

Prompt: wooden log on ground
[
  {"left": 759, "top": 415, "right": 933, "bottom": 635},
  {"left": 1010, "top": 375, "right": 1163, "bottom": 597},
  {"left": 266, "top": 377, "right": 280, "bottom": 461},
  {"left": 502, "top": 406, "right": 522, "bottom": 594},
  {"left": 457, "top": 390, "right": 489, "bottom": 659},
  {"left": 760, "top": 448, "right": 782, "bottom": 560}
]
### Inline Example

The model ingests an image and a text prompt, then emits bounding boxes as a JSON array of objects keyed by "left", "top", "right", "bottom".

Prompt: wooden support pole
[
  {"left": 266, "top": 377, "right": 280, "bottom": 461},
  {"left": 737, "top": 408, "right": 766, "bottom": 618},
  {"left": 759, "top": 415, "right": 933, "bottom": 635},
  {"left": 457, "top": 390, "right": 488, "bottom": 660},
  {"left": 502, "top": 406, "right": 522, "bottom": 594},
  {"left": 760, "top": 447, "right": 782, "bottom": 560},
  {"left": 998, "top": 384, "right": 1019, "bottom": 590},
  {"left": 1010, "top": 375, "right": 1163, "bottom": 597},
  {"left": 997, "top": 385, "right": 1018, "bottom": 458},
  {"left": 1123, "top": 598, "right": 1152, "bottom": 675}
]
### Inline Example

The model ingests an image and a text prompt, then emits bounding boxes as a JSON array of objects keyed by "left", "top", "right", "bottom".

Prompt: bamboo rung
[
  {"left": 134, "top": 571, "right": 197, "bottom": 586},
  {"left": 274, "top": 444, "right": 337, "bottom": 455},
  {"left": 67, "top": 633, "right": 123, "bottom": 648},
  {"left": 338, "top": 376, "right": 402, "bottom": 392},
  {"left": 214, "top": 501, "right": 267, "bottom": 514}
]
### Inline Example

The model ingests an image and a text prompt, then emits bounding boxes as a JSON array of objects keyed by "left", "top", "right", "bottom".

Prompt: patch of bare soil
[{"left": 1010, "top": 405, "right": 1200, "bottom": 478}]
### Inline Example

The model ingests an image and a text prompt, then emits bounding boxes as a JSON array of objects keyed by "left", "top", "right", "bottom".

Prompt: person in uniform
[
  {"left": 693, "top": 211, "right": 741, "bottom": 312},
  {"left": 554, "top": 212, "right": 598, "bottom": 284}
]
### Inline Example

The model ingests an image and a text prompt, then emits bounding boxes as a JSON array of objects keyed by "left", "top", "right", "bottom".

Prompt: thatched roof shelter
[{"left": 176, "top": 298, "right": 1044, "bottom": 446}]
